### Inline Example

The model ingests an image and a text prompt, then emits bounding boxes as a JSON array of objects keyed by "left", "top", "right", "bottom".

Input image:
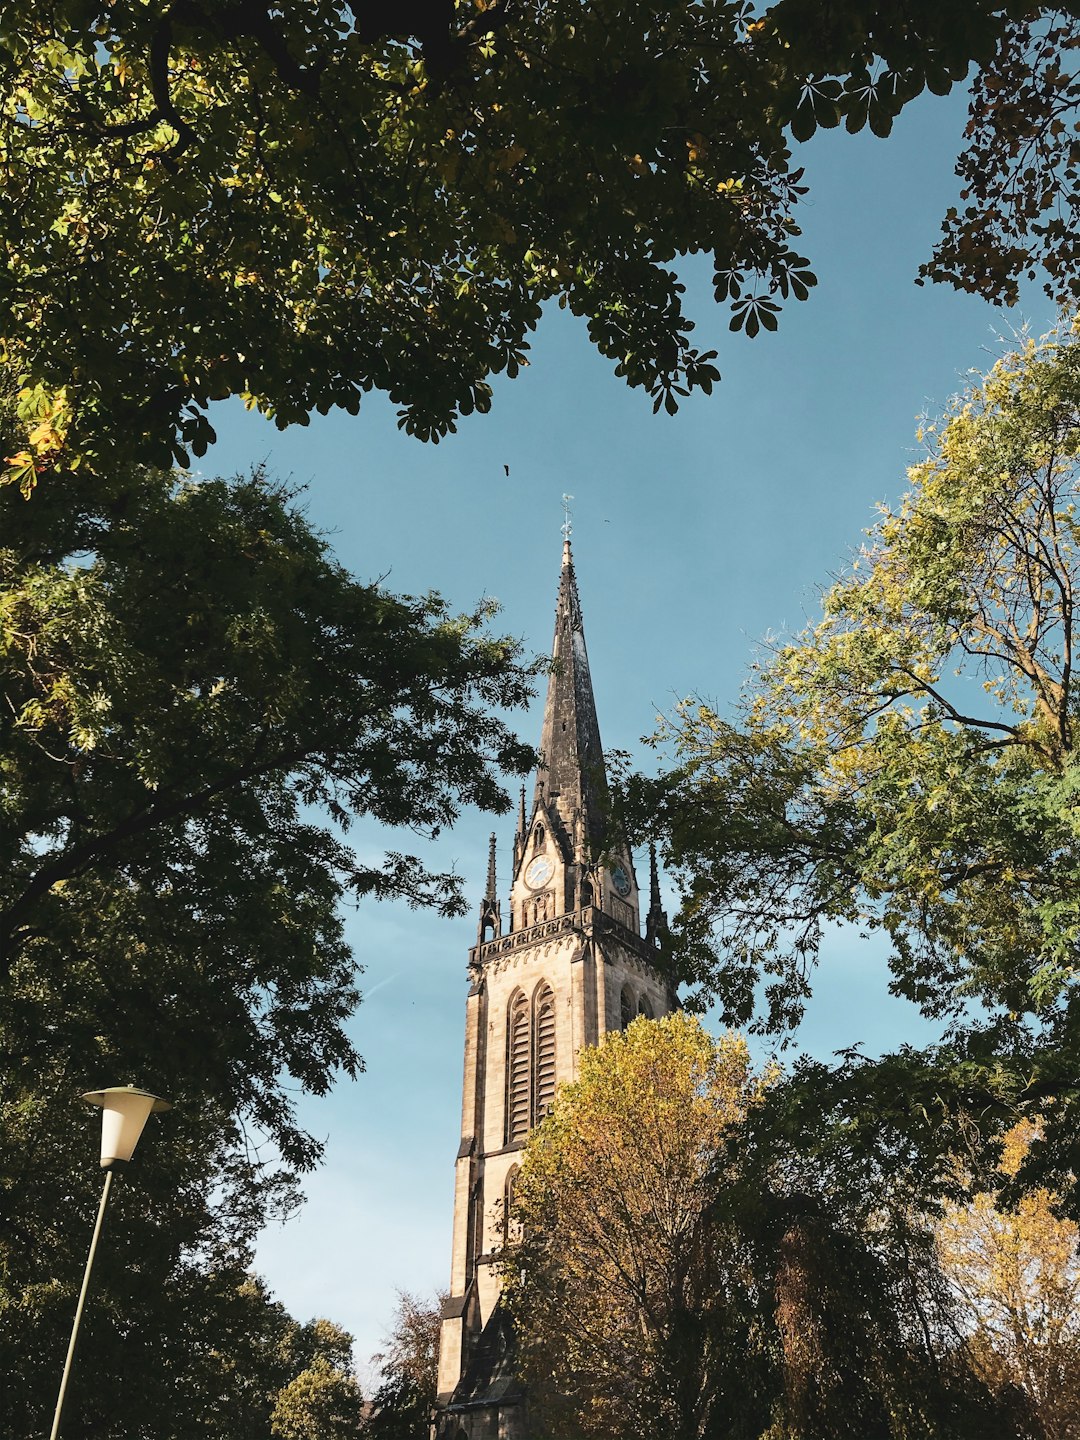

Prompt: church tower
[{"left": 434, "top": 539, "right": 675, "bottom": 1439}]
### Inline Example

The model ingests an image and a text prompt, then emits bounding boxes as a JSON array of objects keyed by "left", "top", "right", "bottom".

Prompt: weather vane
[{"left": 561, "top": 493, "right": 574, "bottom": 541}]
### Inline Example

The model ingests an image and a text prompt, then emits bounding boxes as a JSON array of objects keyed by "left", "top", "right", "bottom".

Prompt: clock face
[
  {"left": 525, "top": 855, "right": 554, "bottom": 890},
  {"left": 610, "top": 863, "right": 632, "bottom": 898}
]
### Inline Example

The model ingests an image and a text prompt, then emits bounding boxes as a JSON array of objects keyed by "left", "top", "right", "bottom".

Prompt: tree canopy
[
  {"left": 271, "top": 1319, "right": 367, "bottom": 1440},
  {"left": 0, "top": 463, "right": 534, "bottom": 1433},
  {"left": 503, "top": 1015, "right": 1024, "bottom": 1440},
  {"left": 632, "top": 320, "right": 1080, "bottom": 1212},
  {"left": 937, "top": 1121, "right": 1080, "bottom": 1437},
  {"left": 503, "top": 1015, "right": 769, "bottom": 1440},
  {"left": 6, "top": 2, "right": 1080, "bottom": 485},
  {"left": 364, "top": 1289, "right": 443, "bottom": 1440},
  {"left": 2, "top": 466, "right": 535, "bottom": 1168},
  {"left": 0, "top": 1092, "right": 367, "bottom": 1440}
]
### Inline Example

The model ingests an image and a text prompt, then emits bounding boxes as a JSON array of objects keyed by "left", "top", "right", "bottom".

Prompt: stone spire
[
  {"left": 513, "top": 784, "right": 528, "bottom": 870},
  {"left": 534, "top": 539, "right": 609, "bottom": 856},
  {"left": 646, "top": 841, "right": 668, "bottom": 948},
  {"left": 477, "top": 832, "right": 501, "bottom": 943}
]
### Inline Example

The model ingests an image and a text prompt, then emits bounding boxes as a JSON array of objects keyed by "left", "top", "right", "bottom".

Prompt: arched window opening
[
  {"left": 506, "top": 991, "right": 531, "bottom": 1145},
  {"left": 533, "top": 984, "right": 557, "bottom": 1121},
  {"left": 469, "top": 1180, "right": 484, "bottom": 1274},
  {"left": 524, "top": 892, "right": 553, "bottom": 928},
  {"left": 638, "top": 995, "right": 653, "bottom": 1020},
  {"left": 581, "top": 879, "right": 594, "bottom": 909},
  {"left": 503, "top": 1164, "right": 521, "bottom": 1246},
  {"left": 533, "top": 824, "right": 544, "bottom": 850},
  {"left": 620, "top": 986, "right": 634, "bottom": 1030}
]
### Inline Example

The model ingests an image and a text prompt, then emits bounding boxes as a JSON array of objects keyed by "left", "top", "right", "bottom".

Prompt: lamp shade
[{"left": 81, "top": 1087, "right": 172, "bottom": 1168}]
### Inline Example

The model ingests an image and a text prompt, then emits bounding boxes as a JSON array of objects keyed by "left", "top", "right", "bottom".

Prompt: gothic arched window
[
  {"left": 533, "top": 824, "right": 545, "bottom": 851},
  {"left": 620, "top": 986, "right": 634, "bottom": 1030},
  {"left": 505, "top": 983, "right": 558, "bottom": 1144},
  {"left": 469, "top": 1179, "right": 484, "bottom": 1276},
  {"left": 638, "top": 995, "right": 653, "bottom": 1020},
  {"left": 503, "top": 1164, "right": 521, "bottom": 1246},
  {"left": 506, "top": 990, "right": 531, "bottom": 1145},
  {"left": 533, "top": 984, "right": 557, "bottom": 1121}
]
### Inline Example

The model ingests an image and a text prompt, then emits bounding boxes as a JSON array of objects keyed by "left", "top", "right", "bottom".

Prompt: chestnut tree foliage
[
  {"left": 6, "top": 1, "right": 1080, "bottom": 487},
  {"left": 632, "top": 322, "right": 1080, "bottom": 1213}
]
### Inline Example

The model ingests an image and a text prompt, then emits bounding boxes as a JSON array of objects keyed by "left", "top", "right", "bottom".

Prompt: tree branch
[
  {"left": 0, "top": 735, "right": 327, "bottom": 966},
  {"left": 149, "top": 18, "right": 198, "bottom": 160}
]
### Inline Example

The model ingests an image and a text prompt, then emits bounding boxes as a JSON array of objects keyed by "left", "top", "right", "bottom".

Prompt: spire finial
[
  {"left": 518, "top": 785, "right": 527, "bottom": 838},
  {"left": 486, "top": 832, "right": 497, "bottom": 900},
  {"left": 561, "top": 492, "right": 574, "bottom": 545}
]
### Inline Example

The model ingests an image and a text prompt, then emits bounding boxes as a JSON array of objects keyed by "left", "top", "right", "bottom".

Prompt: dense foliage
[
  {"left": 6, "top": 2, "right": 1080, "bottom": 484},
  {"left": 0, "top": 464, "right": 534, "bottom": 1434},
  {"left": 364, "top": 1290, "right": 443, "bottom": 1440},
  {"left": 0, "top": 1097, "right": 367, "bottom": 1440},
  {"left": 503, "top": 1016, "right": 1024, "bottom": 1440},
  {"left": 271, "top": 1319, "right": 366, "bottom": 1440},
  {"left": 2, "top": 466, "right": 534, "bottom": 1165},
  {"left": 937, "top": 1122, "right": 1080, "bottom": 1438},
  {"left": 504, "top": 1015, "right": 770, "bottom": 1440},
  {"left": 632, "top": 321, "right": 1080, "bottom": 1212}
]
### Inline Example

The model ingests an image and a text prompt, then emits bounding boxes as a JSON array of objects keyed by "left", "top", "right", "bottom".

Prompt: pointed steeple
[
  {"left": 646, "top": 841, "right": 668, "bottom": 948},
  {"left": 477, "top": 832, "right": 501, "bottom": 943},
  {"left": 513, "top": 785, "right": 528, "bottom": 869},
  {"left": 534, "top": 539, "right": 609, "bottom": 856}
]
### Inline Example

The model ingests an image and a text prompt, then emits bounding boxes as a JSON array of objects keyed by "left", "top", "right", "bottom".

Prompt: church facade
[{"left": 434, "top": 539, "right": 676, "bottom": 1439}]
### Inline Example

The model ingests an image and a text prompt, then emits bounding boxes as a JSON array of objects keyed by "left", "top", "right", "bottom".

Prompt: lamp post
[{"left": 49, "top": 1086, "right": 171, "bottom": 1440}]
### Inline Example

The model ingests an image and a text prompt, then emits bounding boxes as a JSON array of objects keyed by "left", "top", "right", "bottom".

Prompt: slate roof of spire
[{"left": 534, "top": 539, "right": 610, "bottom": 855}]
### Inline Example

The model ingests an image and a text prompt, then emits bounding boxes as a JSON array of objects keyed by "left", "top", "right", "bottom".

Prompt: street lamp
[{"left": 49, "top": 1086, "right": 171, "bottom": 1440}]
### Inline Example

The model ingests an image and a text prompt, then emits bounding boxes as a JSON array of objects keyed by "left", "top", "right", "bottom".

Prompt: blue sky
[{"left": 199, "top": 86, "right": 1059, "bottom": 1375}]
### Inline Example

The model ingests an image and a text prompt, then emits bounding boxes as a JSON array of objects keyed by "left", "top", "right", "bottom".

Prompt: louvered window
[
  {"left": 506, "top": 991, "right": 531, "bottom": 1144},
  {"left": 533, "top": 985, "right": 557, "bottom": 1121}
]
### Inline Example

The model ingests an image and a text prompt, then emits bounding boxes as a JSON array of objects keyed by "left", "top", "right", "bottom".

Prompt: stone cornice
[{"left": 469, "top": 905, "right": 666, "bottom": 978}]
